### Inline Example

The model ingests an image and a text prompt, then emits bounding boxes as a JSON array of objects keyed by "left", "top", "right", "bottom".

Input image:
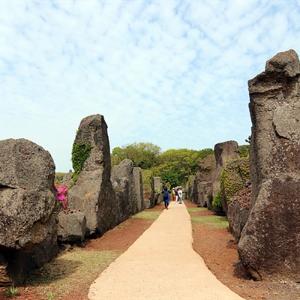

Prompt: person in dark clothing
[{"left": 162, "top": 186, "right": 170, "bottom": 209}]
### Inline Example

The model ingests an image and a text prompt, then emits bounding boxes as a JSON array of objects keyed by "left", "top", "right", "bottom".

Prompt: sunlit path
[{"left": 88, "top": 201, "right": 244, "bottom": 300}]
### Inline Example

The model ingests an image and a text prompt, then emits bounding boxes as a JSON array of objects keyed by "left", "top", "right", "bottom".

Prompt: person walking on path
[
  {"left": 171, "top": 188, "right": 176, "bottom": 202},
  {"left": 178, "top": 188, "right": 183, "bottom": 204},
  {"left": 175, "top": 188, "right": 179, "bottom": 202},
  {"left": 162, "top": 186, "right": 170, "bottom": 209}
]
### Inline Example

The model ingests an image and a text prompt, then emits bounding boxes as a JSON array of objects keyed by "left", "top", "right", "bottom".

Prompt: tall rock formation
[
  {"left": 0, "top": 139, "right": 58, "bottom": 283},
  {"left": 133, "top": 167, "right": 144, "bottom": 212},
  {"left": 238, "top": 49, "right": 300, "bottom": 280},
  {"left": 194, "top": 154, "right": 216, "bottom": 208},
  {"left": 211, "top": 141, "right": 239, "bottom": 212},
  {"left": 150, "top": 176, "right": 163, "bottom": 207},
  {"left": 111, "top": 160, "right": 144, "bottom": 223},
  {"left": 68, "top": 115, "right": 117, "bottom": 235}
]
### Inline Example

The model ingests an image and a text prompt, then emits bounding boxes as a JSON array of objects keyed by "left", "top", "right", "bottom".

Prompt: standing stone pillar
[
  {"left": 238, "top": 50, "right": 300, "bottom": 280},
  {"left": 68, "top": 115, "right": 117, "bottom": 235}
]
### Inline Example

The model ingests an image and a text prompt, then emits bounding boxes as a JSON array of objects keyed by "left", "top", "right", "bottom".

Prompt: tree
[
  {"left": 111, "top": 143, "right": 161, "bottom": 168},
  {"left": 153, "top": 148, "right": 214, "bottom": 187}
]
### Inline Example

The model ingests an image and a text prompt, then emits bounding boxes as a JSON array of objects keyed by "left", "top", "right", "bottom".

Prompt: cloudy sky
[{"left": 1, "top": 0, "right": 300, "bottom": 171}]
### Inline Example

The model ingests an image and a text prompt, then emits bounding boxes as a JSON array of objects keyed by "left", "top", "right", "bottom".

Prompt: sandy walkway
[{"left": 88, "top": 202, "right": 245, "bottom": 300}]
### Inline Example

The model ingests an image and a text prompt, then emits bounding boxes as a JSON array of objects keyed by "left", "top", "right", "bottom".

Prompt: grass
[
  {"left": 27, "top": 248, "right": 120, "bottom": 299},
  {"left": 191, "top": 215, "right": 229, "bottom": 229},
  {"left": 132, "top": 210, "right": 161, "bottom": 220},
  {"left": 4, "top": 286, "right": 19, "bottom": 298},
  {"left": 187, "top": 207, "right": 208, "bottom": 213}
]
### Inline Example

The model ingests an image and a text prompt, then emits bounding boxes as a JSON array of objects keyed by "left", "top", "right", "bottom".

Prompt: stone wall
[{"left": 238, "top": 49, "right": 300, "bottom": 280}]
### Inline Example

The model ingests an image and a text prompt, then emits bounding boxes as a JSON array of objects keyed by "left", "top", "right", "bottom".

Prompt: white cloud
[{"left": 0, "top": 0, "right": 299, "bottom": 170}]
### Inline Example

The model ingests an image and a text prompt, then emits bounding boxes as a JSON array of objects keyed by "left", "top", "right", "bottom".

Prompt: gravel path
[{"left": 88, "top": 201, "right": 245, "bottom": 300}]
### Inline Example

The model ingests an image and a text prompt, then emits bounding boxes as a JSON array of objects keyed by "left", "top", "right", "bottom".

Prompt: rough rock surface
[
  {"left": 111, "top": 160, "right": 145, "bottom": 223},
  {"left": 58, "top": 210, "right": 86, "bottom": 243},
  {"left": 111, "top": 159, "right": 135, "bottom": 223},
  {"left": 227, "top": 186, "right": 251, "bottom": 242},
  {"left": 133, "top": 167, "right": 144, "bottom": 212},
  {"left": 185, "top": 175, "right": 196, "bottom": 202},
  {"left": 211, "top": 141, "right": 240, "bottom": 212},
  {"left": 68, "top": 115, "right": 117, "bottom": 236},
  {"left": 0, "top": 254, "right": 11, "bottom": 286},
  {"left": 238, "top": 49, "right": 300, "bottom": 280},
  {"left": 214, "top": 141, "right": 239, "bottom": 169},
  {"left": 0, "top": 138, "right": 58, "bottom": 283},
  {"left": 150, "top": 176, "right": 162, "bottom": 207},
  {"left": 194, "top": 154, "right": 216, "bottom": 208}
]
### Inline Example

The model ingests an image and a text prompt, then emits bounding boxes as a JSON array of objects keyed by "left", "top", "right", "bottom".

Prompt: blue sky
[{"left": 1, "top": 0, "right": 300, "bottom": 171}]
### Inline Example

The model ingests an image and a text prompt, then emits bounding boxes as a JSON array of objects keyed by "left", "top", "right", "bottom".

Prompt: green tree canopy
[
  {"left": 111, "top": 142, "right": 161, "bottom": 169},
  {"left": 153, "top": 148, "right": 214, "bottom": 187}
]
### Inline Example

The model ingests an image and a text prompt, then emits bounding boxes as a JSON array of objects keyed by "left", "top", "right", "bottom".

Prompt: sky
[{"left": 1, "top": 0, "right": 300, "bottom": 171}]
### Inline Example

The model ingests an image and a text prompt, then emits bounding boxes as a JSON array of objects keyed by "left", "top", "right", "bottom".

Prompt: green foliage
[
  {"left": 112, "top": 142, "right": 213, "bottom": 188},
  {"left": 5, "top": 286, "right": 19, "bottom": 298},
  {"left": 112, "top": 143, "right": 161, "bottom": 168},
  {"left": 71, "top": 143, "right": 92, "bottom": 182},
  {"left": 220, "top": 157, "right": 250, "bottom": 204},
  {"left": 239, "top": 145, "right": 250, "bottom": 158},
  {"left": 152, "top": 148, "right": 213, "bottom": 187},
  {"left": 55, "top": 172, "right": 66, "bottom": 185},
  {"left": 212, "top": 192, "right": 222, "bottom": 210},
  {"left": 142, "top": 169, "right": 153, "bottom": 194}
]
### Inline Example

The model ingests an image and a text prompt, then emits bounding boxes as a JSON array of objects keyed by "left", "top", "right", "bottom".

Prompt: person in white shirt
[{"left": 178, "top": 188, "right": 183, "bottom": 204}]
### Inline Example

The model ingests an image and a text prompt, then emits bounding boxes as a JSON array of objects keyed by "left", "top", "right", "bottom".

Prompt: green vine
[
  {"left": 71, "top": 143, "right": 92, "bottom": 182},
  {"left": 212, "top": 192, "right": 222, "bottom": 210}
]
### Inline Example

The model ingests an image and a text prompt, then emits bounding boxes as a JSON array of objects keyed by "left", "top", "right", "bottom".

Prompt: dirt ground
[
  {"left": 0, "top": 205, "right": 163, "bottom": 300},
  {"left": 186, "top": 201, "right": 300, "bottom": 300}
]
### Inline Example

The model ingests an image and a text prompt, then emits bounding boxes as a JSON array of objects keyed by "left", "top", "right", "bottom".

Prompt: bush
[
  {"left": 142, "top": 169, "right": 153, "bottom": 194},
  {"left": 212, "top": 192, "right": 222, "bottom": 211},
  {"left": 5, "top": 286, "right": 19, "bottom": 298},
  {"left": 239, "top": 145, "right": 250, "bottom": 158}
]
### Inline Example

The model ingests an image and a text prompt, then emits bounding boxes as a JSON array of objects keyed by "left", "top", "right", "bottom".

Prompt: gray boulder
[
  {"left": 194, "top": 154, "right": 216, "bottom": 208},
  {"left": 0, "top": 138, "right": 58, "bottom": 283},
  {"left": 214, "top": 141, "right": 239, "bottom": 169},
  {"left": 238, "top": 49, "right": 300, "bottom": 280},
  {"left": 58, "top": 210, "right": 86, "bottom": 243},
  {"left": 150, "top": 176, "right": 163, "bottom": 207},
  {"left": 111, "top": 160, "right": 144, "bottom": 223},
  {"left": 68, "top": 115, "right": 117, "bottom": 236},
  {"left": 111, "top": 159, "right": 134, "bottom": 223}
]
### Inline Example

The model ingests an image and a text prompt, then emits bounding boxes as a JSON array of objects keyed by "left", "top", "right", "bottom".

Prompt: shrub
[
  {"left": 212, "top": 192, "right": 222, "bottom": 210},
  {"left": 5, "top": 286, "right": 19, "bottom": 298}
]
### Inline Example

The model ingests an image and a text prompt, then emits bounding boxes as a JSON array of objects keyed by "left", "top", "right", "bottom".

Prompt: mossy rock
[
  {"left": 71, "top": 143, "right": 92, "bottom": 183},
  {"left": 220, "top": 157, "right": 250, "bottom": 213}
]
